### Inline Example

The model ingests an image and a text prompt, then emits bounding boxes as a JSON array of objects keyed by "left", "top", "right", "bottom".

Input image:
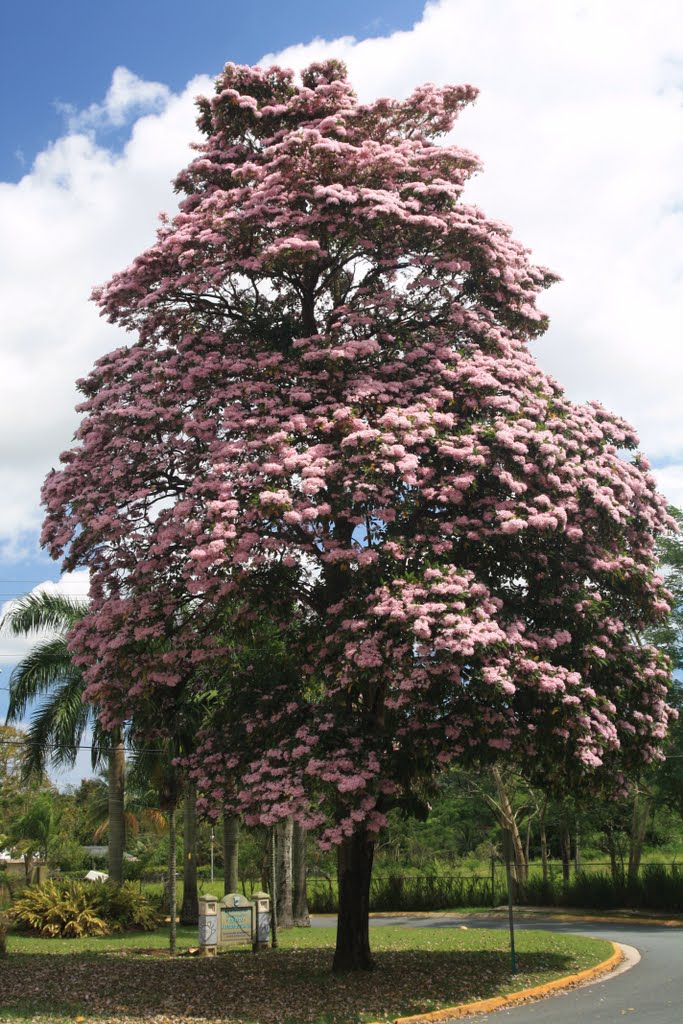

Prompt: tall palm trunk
[
  {"left": 107, "top": 736, "right": 125, "bottom": 884},
  {"left": 180, "top": 779, "right": 199, "bottom": 925},
  {"left": 223, "top": 812, "right": 240, "bottom": 893}
]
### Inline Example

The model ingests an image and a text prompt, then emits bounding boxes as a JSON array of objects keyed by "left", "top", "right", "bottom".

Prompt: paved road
[{"left": 311, "top": 913, "right": 683, "bottom": 1023}]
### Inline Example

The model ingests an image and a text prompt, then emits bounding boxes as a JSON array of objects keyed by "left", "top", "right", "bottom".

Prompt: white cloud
[
  {"left": 0, "top": 73, "right": 212, "bottom": 555},
  {"left": 57, "top": 67, "right": 171, "bottom": 132},
  {"left": 2, "top": 0, "right": 683, "bottom": 565},
  {"left": 265, "top": 1, "right": 683, "bottom": 466},
  {"left": 653, "top": 466, "right": 683, "bottom": 511}
]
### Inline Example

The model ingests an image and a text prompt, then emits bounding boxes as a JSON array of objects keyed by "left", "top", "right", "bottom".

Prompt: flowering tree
[{"left": 42, "top": 60, "right": 675, "bottom": 970}]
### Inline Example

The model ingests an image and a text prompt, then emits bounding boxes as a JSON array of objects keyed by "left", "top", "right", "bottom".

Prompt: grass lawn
[{"left": 0, "top": 924, "right": 613, "bottom": 1024}]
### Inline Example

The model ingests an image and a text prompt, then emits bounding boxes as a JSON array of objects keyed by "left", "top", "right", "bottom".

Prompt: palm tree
[
  {"left": 127, "top": 735, "right": 184, "bottom": 953},
  {"left": 83, "top": 770, "right": 166, "bottom": 846},
  {"left": 126, "top": 675, "right": 211, "bottom": 953},
  {"left": 0, "top": 591, "right": 127, "bottom": 883}
]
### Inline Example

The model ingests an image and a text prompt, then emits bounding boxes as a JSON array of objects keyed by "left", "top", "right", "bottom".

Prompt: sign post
[
  {"left": 251, "top": 891, "right": 271, "bottom": 951},
  {"left": 198, "top": 891, "right": 273, "bottom": 954},
  {"left": 198, "top": 895, "right": 218, "bottom": 957},
  {"left": 501, "top": 828, "right": 517, "bottom": 975}
]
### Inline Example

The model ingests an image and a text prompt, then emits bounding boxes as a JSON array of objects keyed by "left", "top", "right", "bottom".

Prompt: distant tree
[
  {"left": 0, "top": 724, "right": 54, "bottom": 862},
  {"left": 1, "top": 592, "right": 126, "bottom": 883},
  {"left": 0, "top": 726, "right": 31, "bottom": 824},
  {"left": 10, "top": 793, "right": 58, "bottom": 868},
  {"left": 222, "top": 813, "right": 240, "bottom": 894},
  {"left": 637, "top": 507, "right": 683, "bottom": 838},
  {"left": 648, "top": 507, "right": 683, "bottom": 671},
  {"left": 42, "top": 60, "right": 675, "bottom": 970}
]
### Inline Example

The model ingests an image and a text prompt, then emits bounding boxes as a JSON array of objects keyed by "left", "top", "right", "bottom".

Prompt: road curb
[
  {"left": 366, "top": 941, "right": 623, "bottom": 1024},
  {"left": 515, "top": 912, "right": 683, "bottom": 927},
  {"left": 361, "top": 909, "right": 683, "bottom": 927}
]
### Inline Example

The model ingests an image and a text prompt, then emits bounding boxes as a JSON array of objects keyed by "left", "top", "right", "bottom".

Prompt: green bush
[
  {"left": 50, "top": 837, "right": 88, "bottom": 873},
  {"left": 521, "top": 864, "right": 683, "bottom": 912},
  {"left": 524, "top": 876, "right": 560, "bottom": 906},
  {"left": 634, "top": 864, "right": 683, "bottom": 912},
  {"left": 92, "top": 881, "right": 159, "bottom": 931},
  {"left": 10, "top": 880, "right": 159, "bottom": 938},
  {"left": 0, "top": 911, "right": 9, "bottom": 956},
  {"left": 0, "top": 868, "right": 10, "bottom": 910},
  {"left": 10, "top": 880, "right": 109, "bottom": 937},
  {"left": 307, "top": 873, "right": 501, "bottom": 914}
]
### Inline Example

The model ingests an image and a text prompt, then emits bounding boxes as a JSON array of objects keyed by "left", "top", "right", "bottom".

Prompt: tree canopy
[{"left": 41, "top": 60, "right": 675, "bottom": 966}]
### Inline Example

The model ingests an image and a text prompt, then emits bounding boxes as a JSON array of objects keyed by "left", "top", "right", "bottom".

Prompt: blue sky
[
  {"left": 1, "top": 0, "right": 682, "bottom": 785},
  {"left": 1, "top": 0, "right": 425, "bottom": 181},
  {"left": 0, "top": 0, "right": 427, "bottom": 740}
]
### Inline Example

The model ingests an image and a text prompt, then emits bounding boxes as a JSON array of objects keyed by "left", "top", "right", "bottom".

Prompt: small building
[
  {"left": 0, "top": 856, "right": 47, "bottom": 884},
  {"left": 81, "top": 846, "right": 138, "bottom": 864}
]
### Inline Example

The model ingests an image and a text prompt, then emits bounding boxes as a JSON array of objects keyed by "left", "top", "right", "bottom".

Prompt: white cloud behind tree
[{"left": 1, "top": 0, "right": 682, "bottom": 561}]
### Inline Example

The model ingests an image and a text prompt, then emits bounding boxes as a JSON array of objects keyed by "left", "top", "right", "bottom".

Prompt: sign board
[{"left": 219, "top": 894, "right": 254, "bottom": 947}]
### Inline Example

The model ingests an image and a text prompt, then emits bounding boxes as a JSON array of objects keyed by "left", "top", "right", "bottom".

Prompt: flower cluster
[{"left": 42, "top": 60, "right": 674, "bottom": 845}]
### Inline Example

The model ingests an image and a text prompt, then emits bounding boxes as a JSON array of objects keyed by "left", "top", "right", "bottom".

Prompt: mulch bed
[{"left": 0, "top": 945, "right": 578, "bottom": 1024}]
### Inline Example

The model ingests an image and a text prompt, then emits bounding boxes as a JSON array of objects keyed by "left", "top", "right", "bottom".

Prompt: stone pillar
[
  {"left": 198, "top": 894, "right": 218, "bottom": 956},
  {"left": 251, "top": 891, "right": 271, "bottom": 952}
]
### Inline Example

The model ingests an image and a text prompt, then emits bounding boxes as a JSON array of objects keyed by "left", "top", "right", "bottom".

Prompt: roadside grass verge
[{"left": 0, "top": 925, "right": 613, "bottom": 1024}]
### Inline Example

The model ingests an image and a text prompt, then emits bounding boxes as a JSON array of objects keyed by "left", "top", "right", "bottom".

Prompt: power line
[{"left": 0, "top": 738, "right": 167, "bottom": 754}]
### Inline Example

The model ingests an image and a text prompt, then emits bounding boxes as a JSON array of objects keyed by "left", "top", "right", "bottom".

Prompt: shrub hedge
[
  {"left": 10, "top": 880, "right": 160, "bottom": 938},
  {"left": 308, "top": 864, "right": 683, "bottom": 914}
]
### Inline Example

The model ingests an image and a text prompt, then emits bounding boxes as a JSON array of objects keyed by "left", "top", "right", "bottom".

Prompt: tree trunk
[
  {"left": 23, "top": 851, "right": 34, "bottom": 883},
  {"left": 223, "top": 812, "right": 240, "bottom": 894},
  {"left": 276, "top": 816, "right": 294, "bottom": 928},
  {"left": 628, "top": 789, "right": 652, "bottom": 883},
  {"left": 606, "top": 827, "right": 619, "bottom": 882},
  {"left": 293, "top": 820, "right": 310, "bottom": 927},
  {"left": 539, "top": 796, "right": 549, "bottom": 883},
  {"left": 333, "top": 827, "right": 375, "bottom": 972},
  {"left": 107, "top": 737, "right": 125, "bottom": 884},
  {"left": 180, "top": 779, "right": 199, "bottom": 925},
  {"left": 168, "top": 804, "right": 177, "bottom": 956},
  {"left": 560, "top": 824, "right": 571, "bottom": 884},
  {"left": 491, "top": 766, "right": 527, "bottom": 899}
]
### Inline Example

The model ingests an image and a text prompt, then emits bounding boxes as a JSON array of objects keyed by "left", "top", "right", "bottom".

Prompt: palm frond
[
  {"left": 0, "top": 591, "right": 88, "bottom": 636},
  {"left": 7, "top": 636, "right": 82, "bottom": 721},
  {"left": 18, "top": 678, "right": 94, "bottom": 777}
]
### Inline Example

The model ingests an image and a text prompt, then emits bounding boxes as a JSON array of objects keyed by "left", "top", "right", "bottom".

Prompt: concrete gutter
[
  {"left": 365, "top": 908, "right": 683, "bottom": 927},
  {"left": 367, "top": 940, "right": 631, "bottom": 1024}
]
